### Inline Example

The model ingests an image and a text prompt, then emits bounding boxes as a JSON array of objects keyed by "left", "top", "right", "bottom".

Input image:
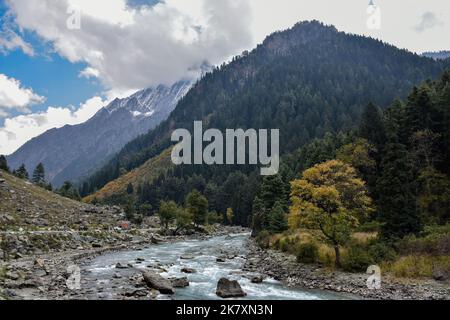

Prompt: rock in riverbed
[
  {"left": 181, "top": 267, "right": 196, "bottom": 274},
  {"left": 142, "top": 271, "right": 174, "bottom": 294},
  {"left": 115, "top": 263, "right": 128, "bottom": 269},
  {"left": 251, "top": 275, "right": 264, "bottom": 284},
  {"left": 216, "top": 278, "right": 246, "bottom": 298},
  {"left": 170, "top": 277, "right": 189, "bottom": 288}
]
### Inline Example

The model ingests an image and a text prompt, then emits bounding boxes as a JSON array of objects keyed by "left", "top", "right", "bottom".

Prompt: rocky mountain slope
[
  {"left": 6, "top": 80, "right": 192, "bottom": 187},
  {"left": 0, "top": 170, "right": 132, "bottom": 260}
]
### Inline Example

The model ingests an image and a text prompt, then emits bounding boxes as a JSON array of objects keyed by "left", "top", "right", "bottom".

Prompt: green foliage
[
  {"left": 158, "top": 200, "right": 180, "bottom": 229},
  {"left": 226, "top": 208, "right": 234, "bottom": 225},
  {"left": 13, "top": 164, "right": 29, "bottom": 180},
  {"left": 377, "top": 143, "right": 422, "bottom": 239},
  {"left": 56, "top": 181, "right": 81, "bottom": 200},
  {"left": 266, "top": 201, "right": 288, "bottom": 234},
  {"left": 0, "top": 155, "right": 9, "bottom": 172},
  {"left": 397, "top": 224, "right": 450, "bottom": 256},
  {"left": 255, "top": 230, "right": 271, "bottom": 249},
  {"left": 123, "top": 195, "right": 135, "bottom": 221},
  {"left": 367, "top": 241, "right": 397, "bottom": 263},
  {"left": 251, "top": 196, "right": 265, "bottom": 236},
  {"left": 32, "top": 163, "right": 45, "bottom": 185},
  {"left": 175, "top": 208, "right": 194, "bottom": 233},
  {"left": 342, "top": 243, "right": 374, "bottom": 272},
  {"left": 359, "top": 103, "right": 386, "bottom": 149},
  {"left": 185, "top": 190, "right": 209, "bottom": 227},
  {"left": 207, "top": 211, "right": 222, "bottom": 225},
  {"left": 296, "top": 243, "right": 319, "bottom": 264},
  {"left": 136, "top": 203, "right": 152, "bottom": 216}
]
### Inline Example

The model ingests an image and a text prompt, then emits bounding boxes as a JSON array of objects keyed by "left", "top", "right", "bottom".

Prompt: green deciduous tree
[
  {"left": 158, "top": 200, "right": 179, "bottom": 229},
  {"left": 185, "top": 190, "right": 208, "bottom": 227}
]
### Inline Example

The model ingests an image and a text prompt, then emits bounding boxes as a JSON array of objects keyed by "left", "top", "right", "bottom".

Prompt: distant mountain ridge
[
  {"left": 7, "top": 80, "right": 193, "bottom": 187},
  {"left": 421, "top": 51, "right": 450, "bottom": 60}
]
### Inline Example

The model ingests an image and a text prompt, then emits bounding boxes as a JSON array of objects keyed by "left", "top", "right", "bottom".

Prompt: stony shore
[
  {"left": 0, "top": 225, "right": 247, "bottom": 300},
  {"left": 243, "top": 239, "right": 450, "bottom": 300},
  {"left": 2, "top": 229, "right": 449, "bottom": 300}
]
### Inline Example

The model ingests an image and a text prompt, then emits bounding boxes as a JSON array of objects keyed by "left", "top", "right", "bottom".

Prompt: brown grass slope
[{"left": 84, "top": 147, "right": 174, "bottom": 203}]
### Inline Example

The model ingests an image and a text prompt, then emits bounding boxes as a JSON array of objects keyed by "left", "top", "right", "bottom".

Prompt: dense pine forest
[{"left": 80, "top": 21, "right": 449, "bottom": 198}]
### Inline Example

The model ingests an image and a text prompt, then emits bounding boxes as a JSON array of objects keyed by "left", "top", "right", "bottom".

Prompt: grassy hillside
[{"left": 84, "top": 147, "right": 173, "bottom": 203}]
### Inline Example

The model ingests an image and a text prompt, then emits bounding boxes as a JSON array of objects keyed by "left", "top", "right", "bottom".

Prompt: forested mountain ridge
[{"left": 83, "top": 20, "right": 449, "bottom": 196}]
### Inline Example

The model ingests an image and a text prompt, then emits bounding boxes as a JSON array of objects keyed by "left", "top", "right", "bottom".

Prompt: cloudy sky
[{"left": 0, "top": 0, "right": 449, "bottom": 155}]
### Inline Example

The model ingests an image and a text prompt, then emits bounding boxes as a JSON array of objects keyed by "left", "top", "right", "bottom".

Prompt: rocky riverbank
[
  {"left": 0, "top": 225, "right": 247, "bottom": 300},
  {"left": 243, "top": 240, "right": 450, "bottom": 300}
]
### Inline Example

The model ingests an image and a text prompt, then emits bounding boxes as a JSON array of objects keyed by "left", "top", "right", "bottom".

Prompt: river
[{"left": 82, "top": 233, "right": 351, "bottom": 300}]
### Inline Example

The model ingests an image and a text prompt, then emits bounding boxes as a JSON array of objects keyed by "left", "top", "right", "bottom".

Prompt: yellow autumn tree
[{"left": 289, "top": 160, "right": 374, "bottom": 267}]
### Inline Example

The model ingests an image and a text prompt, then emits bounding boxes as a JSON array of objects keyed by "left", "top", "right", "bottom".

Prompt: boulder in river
[
  {"left": 115, "top": 263, "right": 128, "bottom": 269},
  {"left": 181, "top": 267, "right": 196, "bottom": 274},
  {"left": 251, "top": 275, "right": 264, "bottom": 284},
  {"left": 216, "top": 278, "right": 246, "bottom": 298},
  {"left": 170, "top": 277, "right": 189, "bottom": 288},
  {"left": 142, "top": 271, "right": 174, "bottom": 294}
]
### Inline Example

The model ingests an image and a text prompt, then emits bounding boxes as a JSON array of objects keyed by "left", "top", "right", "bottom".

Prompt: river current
[{"left": 83, "top": 233, "right": 350, "bottom": 300}]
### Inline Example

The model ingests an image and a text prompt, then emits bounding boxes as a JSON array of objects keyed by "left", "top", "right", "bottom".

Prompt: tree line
[{"left": 0, "top": 159, "right": 82, "bottom": 201}]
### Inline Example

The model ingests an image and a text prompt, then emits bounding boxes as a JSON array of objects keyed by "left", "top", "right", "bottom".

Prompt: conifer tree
[
  {"left": 32, "top": 163, "right": 46, "bottom": 185},
  {"left": 377, "top": 143, "right": 422, "bottom": 239},
  {"left": 267, "top": 201, "right": 288, "bottom": 234},
  {"left": 0, "top": 155, "right": 9, "bottom": 172},
  {"left": 14, "top": 164, "right": 29, "bottom": 180},
  {"left": 359, "top": 102, "right": 386, "bottom": 149}
]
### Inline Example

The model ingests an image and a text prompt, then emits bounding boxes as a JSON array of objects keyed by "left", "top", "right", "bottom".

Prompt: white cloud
[
  {"left": 414, "top": 11, "right": 444, "bottom": 33},
  {"left": 0, "top": 13, "right": 35, "bottom": 56},
  {"left": 5, "top": 0, "right": 253, "bottom": 91},
  {"left": 0, "top": 96, "right": 105, "bottom": 155},
  {"left": 0, "top": 30, "right": 34, "bottom": 56},
  {"left": 79, "top": 67, "right": 100, "bottom": 79},
  {"left": 0, "top": 74, "right": 45, "bottom": 114}
]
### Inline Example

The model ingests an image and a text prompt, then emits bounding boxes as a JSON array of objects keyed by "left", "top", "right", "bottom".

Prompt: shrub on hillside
[
  {"left": 367, "top": 241, "right": 397, "bottom": 263},
  {"left": 256, "top": 230, "right": 271, "bottom": 249},
  {"left": 342, "top": 243, "right": 374, "bottom": 272},
  {"left": 296, "top": 243, "right": 319, "bottom": 264}
]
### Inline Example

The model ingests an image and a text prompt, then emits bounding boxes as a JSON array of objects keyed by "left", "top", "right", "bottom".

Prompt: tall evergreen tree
[
  {"left": 32, "top": 163, "right": 46, "bottom": 185},
  {"left": 259, "top": 175, "right": 289, "bottom": 212},
  {"left": 0, "top": 155, "right": 9, "bottom": 172},
  {"left": 251, "top": 196, "right": 265, "bottom": 237},
  {"left": 267, "top": 201, "right": 288, "bottom": 234},
  {"left": 377, "top": 143, "right": 422, "bottom": 239},
  {"left": 14, "top": 164, "right": 29, "bottom": 180},
  {"left": 359, "top": 102, "right": 386, "bottom": 149}
]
